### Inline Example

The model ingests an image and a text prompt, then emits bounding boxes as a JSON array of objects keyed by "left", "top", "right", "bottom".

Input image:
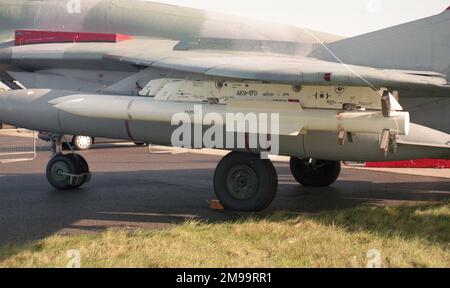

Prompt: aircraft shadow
[{"left": 0, "top": 165, "right": 448, "bottom": 261}]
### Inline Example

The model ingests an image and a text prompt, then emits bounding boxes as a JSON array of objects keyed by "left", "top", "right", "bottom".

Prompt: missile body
[
  {"left": 51, "top": 93, "right": 410, "bottom": 136},
  {"left": 0, "top": 89, "right": 448, "bottom": 161}
]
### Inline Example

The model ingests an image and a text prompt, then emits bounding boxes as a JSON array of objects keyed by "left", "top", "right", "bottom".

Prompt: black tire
[
  {"left": 65, "top": 154, "right": 90, "bottom": 188},
  {"left": 72, "top": 136, "right": 93, "bottom": 151},
  {"left": 214, "top": 152, "right": 278, "bottom": 212},
  {"left": 46, "top": 155, "right": 79, "bottom": 190},
  {"left": 290, "top": 158, "right": 341, "bottom": 187}
]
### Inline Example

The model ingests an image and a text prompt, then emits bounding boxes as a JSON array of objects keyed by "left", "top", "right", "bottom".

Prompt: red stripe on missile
[{"left": 15, "top": 30, "right": 132, "bottom": 46}]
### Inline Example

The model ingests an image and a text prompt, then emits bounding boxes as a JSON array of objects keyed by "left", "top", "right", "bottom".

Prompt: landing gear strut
[
  {"left": 214, "top": 152, "right": 278, "bottom": 212},
  {"left": 46, "top": 134, "right": 91, "bottom": 190},
  {"left": 290, "top": 158, "right": 341, "bottom": 187}
]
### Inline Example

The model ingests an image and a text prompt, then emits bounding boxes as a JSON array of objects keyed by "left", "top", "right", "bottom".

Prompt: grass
[{"left": 0, "top": 202, "right": 449, "bottom": 268}]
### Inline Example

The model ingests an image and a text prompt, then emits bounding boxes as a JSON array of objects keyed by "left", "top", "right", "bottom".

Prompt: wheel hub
[
  {"left": 227, "top": 165, "right": 258, "bottom": 200},
  {"left": 50, "top": 161, "right": 70, "bottom": 182},
  {"left": 237, "top": 176, "right": 248, "bottom": 188}
]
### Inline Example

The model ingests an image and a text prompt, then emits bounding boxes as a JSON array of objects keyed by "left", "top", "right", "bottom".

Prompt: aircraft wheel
[
  {"left": 214, "top": 152, "right": 278, "bottom": 212},
  {"left": 46, "top": 154, "right": 90, "bottom": 190},
  {"left": 290, "top": 158, "right": 341, "bottom": 187},
  {"left": 47, "top": 155, "right": 79, "bottom": 190}
]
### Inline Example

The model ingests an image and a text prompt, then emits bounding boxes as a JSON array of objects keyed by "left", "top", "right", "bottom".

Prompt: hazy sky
[{"left": 150, "top": 0, "right": 449, "bottom": 37}]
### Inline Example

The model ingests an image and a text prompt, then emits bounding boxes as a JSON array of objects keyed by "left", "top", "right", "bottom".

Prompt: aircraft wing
[
  {"left": 102, "top": 41, "right": 450, "bottom": 93},
  {"left": 1, "top": 36, "right": 449, "bottom": 95},
  {"left": 0, "top": 34, "right": 448, "bottom": 164}
]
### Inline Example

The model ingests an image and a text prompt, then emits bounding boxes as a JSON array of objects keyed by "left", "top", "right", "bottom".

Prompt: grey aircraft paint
[
  {"left": 0, "top": 0, "right": 342, "bottom": 44},
  {"left": 309, "top": 8, "right": 450, "bottom": 79},
  {"left": 0, "top": 0, "right": 448, "bottom": 161},
  {"left": 0, "top": 89, "right": 448, "bottom": 161},
  {"left": 309, "top": 8, "right": 450, "bottom": 134}
]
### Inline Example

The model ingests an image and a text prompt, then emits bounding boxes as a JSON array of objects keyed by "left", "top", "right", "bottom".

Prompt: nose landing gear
[{"left": 46, "top": 134, "right": 91, "bottom": 190}]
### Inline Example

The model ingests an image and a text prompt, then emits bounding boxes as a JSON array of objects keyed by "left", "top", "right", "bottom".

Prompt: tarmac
[{"left": 0, "top": 140, "right": 448, "bottom": 245}]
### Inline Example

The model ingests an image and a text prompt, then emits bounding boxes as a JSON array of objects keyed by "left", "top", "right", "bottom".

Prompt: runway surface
[{"left": 0, "top": 144, "right": 448, "bottom": 245}]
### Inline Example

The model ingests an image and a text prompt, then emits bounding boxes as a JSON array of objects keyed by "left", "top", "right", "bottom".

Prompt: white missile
[{"left": 52, "top": 94, "right": 410, "bottom": 136}]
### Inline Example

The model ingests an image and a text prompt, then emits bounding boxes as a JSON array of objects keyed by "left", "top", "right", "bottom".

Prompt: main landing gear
[
  {"left": 214, "top": 152, "right": 278, "bottom": 212},
  {"left": 46, "top": 135, "right": 91, "bottom": 190},
  {"left": 289, "top": 158, "right": 341, "bottom": 187},
  {"left": 213, "top": 154, "right": 341, "bottom": 211},
  {"left": 43, "top": 136, "right": 339, "bottom": 211}
]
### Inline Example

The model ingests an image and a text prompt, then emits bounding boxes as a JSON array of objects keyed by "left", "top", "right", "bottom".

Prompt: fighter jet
[{"left": 0, "top": 0, "right": 448, "bottom": 211}]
